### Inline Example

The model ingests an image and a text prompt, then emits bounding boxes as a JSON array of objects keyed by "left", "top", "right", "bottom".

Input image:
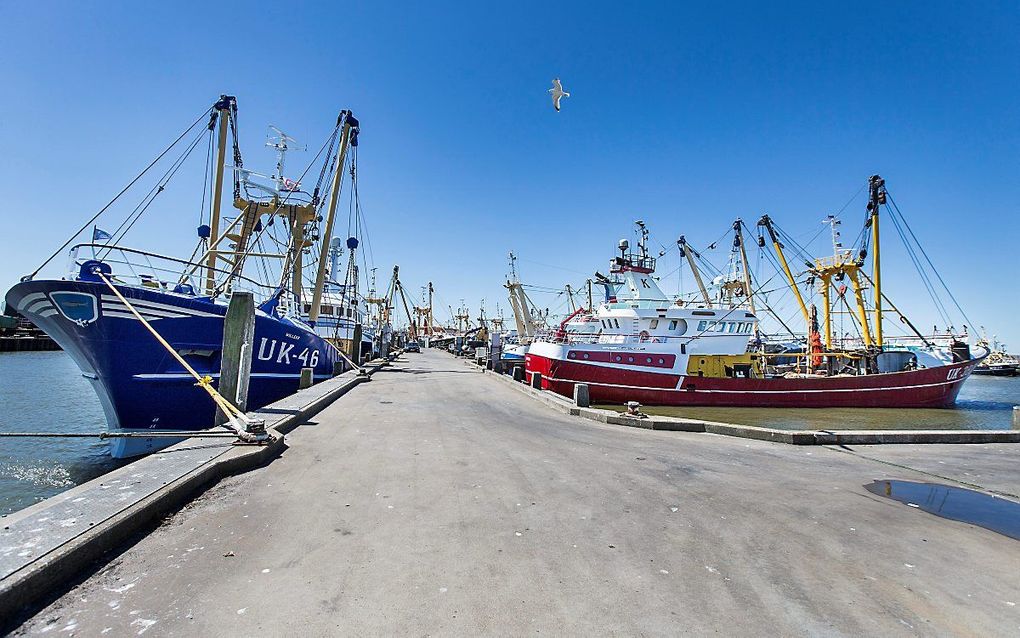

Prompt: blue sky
[{"left": 1, "top": 2, "right": 1018, "bottom": 345}]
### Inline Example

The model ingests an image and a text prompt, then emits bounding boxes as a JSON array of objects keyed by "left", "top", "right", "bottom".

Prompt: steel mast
[
  {"left": 867, "top": 175, "right": 886, "bottom": 348},
  {"left": 308, "top": 111, "right": 359, "bottom": 324},
  {"left": 204, "top": 95, "right": 234, "bottom": 296},
  {"left": 677, "top": 235, "right": 711, "bottom": 306}
]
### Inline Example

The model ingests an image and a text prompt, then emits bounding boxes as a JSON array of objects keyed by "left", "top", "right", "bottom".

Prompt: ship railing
[
  {"left": 611, "top": 254, "right": 656, "bottom": 272},
  {"left": 535, "top": 330, "right": 749, "bottom": 346},
  {"left": 67, "top": 243, "right": 277, "bottom": 299},
  {"left": 879, "top": 333, "right": 966, "bottom": 346}
]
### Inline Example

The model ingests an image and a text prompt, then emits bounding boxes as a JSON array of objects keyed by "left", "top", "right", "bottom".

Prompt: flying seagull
[{"left": 549, "top": 78, "right": 570, "bottom": 111}]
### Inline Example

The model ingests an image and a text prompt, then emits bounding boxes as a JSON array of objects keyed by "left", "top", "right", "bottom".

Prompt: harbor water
[
  {"left": 0, "top": 351, "right": 121, "bottom": 517},
  {"left": 1, "top": 351, "right": 1018, "bottom": 517},
  {"left": 604, "top": 375, "right": 1020, "bottom": 430}
]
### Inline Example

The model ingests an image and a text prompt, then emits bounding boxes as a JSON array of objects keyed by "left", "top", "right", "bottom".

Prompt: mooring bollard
[
  {"left": 217, "top": 291, "right": 255, "bottom": 426},
  {"left": 573, "top": 383, "right": 590, "bottom": 408},
  {"left": 530, "top": 372, "right": 542, "bottom": 389},
  {"left": 299, "top": 367, "right": 314, "bottom": 389},
  {"left": 512, "top": 366, "right": 525, "bottom": 383}
]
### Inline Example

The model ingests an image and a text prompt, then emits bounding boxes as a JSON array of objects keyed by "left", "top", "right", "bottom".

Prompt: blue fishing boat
[{"left": 5, "top": 96, "right": 379, "bottom": 457}]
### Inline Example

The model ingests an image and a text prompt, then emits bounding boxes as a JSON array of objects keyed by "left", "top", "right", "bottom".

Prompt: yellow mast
[
  {"left": 290, "top": 217, "right": 305, "bottom": 304},
  {"left": 205, "top": 95, "right": 234, "bottom": 296},
  {"left": 868, "top": 175, "right": 885, "bottom": 348},
  {"left": 308, "top": 111, "right": 357, "bottom": 324},
  {"left": 678, "top": 235, "right": 711, "bottom": 305},
  {"left": 758, "top": 215, "right": 812, "bottom": 329},
  {"left": 820, "top": 274, "right": 832, "bottom": 348},
  {"left": 847, "top": 269, "right": 873, "bottom": 346}
]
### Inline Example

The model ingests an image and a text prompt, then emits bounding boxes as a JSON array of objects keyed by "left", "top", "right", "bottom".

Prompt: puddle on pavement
[{"left": 865, "top": 480, "right": 1020, "bottom": 541}]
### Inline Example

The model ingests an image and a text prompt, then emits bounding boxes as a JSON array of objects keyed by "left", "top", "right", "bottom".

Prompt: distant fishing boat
[
  {"left": 5, "top": 96, "right": 383, "bottom": 457},
  {"left": 526, "top": 176, "right": 986, "bottom": 408},
  {"left": 973, "top": 333, "right": 1019, "bottom": 376}
]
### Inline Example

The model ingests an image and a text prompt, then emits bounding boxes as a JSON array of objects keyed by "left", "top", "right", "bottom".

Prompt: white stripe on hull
[
  {"left": 100, "top": 294, "right": 221, "bottom": 318},
  {"left": 25, "top": 298, "right": 54, "bottom": 313},
  {"left": 16, "top": 292, "right": 48, "bottom": 311},
  {"left": 101, "top": 310, "right": 169, "bottom": 322},
  {"left": 102, "top": 303, "right": 199, "bottom": 320}
]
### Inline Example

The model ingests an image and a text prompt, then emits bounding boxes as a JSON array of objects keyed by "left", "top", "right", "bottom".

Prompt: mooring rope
[{"left": 94, "top": 268, "right": 267, "bottom": 443}]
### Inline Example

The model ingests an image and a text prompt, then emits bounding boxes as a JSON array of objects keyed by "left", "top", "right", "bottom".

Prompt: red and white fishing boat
[{"left": 526, "top": 178, "right": 985, "bottom": 408}]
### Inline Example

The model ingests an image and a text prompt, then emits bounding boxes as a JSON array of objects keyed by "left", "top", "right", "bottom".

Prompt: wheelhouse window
[
  {"left": 321, "top": 305, "right": 334, "bottom": 316},
  {"left": 650, "top": 319, "right": 659, "bottom": 329}
]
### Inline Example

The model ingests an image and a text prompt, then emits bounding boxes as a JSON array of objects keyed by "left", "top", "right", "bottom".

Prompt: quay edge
[
  {"left": 0, "top": 356, "right": 392, "bottom": 628},
  {"left": 469, "top": 352, "right": 1020, "bottom": 446}
]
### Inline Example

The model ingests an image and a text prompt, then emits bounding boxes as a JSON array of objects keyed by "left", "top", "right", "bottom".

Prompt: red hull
[{"left": 525, "top": 353, "right": 979, "bottom": 408}]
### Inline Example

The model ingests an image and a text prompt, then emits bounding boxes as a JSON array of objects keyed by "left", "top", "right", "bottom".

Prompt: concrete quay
[
  {"left": 10, "top": 349, "right": 1020, "bottom": 636},
  {"left": 1, "top": 359, "right": 388, "bottom": 627}
]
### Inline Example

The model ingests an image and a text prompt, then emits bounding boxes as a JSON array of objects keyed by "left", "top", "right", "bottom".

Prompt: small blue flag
[{"left": 92, "top": 227, "right": 112, "bottom": 242}]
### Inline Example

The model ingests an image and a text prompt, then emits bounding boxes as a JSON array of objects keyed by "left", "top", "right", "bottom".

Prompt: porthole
[
  {"left": 583, "top": 353, "right": 590, "bottom": 360},
  {"left": 568, "top": 352, "right": 576, "bottom": 359},
  {"left": 646, "top": 357, "right": 652, "bottom": 363},
  {"left": 627, "top": 356, "right": 634, "bottom": 363},
  {"left": 614, "top": 355, "right": 622, "bottom": 362},
  {"left": 658, "top": 358, "right": 665, "bottom": 364}
]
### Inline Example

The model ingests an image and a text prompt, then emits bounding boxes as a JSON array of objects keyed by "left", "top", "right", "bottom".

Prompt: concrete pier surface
[{"left": 14, "top": 350, "right": 1020, "bottom": 636}]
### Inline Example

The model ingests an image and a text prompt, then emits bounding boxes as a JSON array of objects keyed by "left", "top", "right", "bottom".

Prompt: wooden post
[
  {"left": 217, "top": 291, "right": 255, "bottom": 426},
  {"left": 299, "top": 367, "right": 314, "bottom": 389},
  {"left": 348, "top": 323, "right": 362, "bottom": 365},
  {"left": 333, "top": 360, "right": 345, "bottom": 376}
]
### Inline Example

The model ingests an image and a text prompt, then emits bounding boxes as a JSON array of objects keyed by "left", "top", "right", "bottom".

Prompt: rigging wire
[
  {"left": 177, "top": 130, "right": 218, "bottom": 281},
  {"left": 25, "top": 105, "right": 214, "bottom": 280},
  {"left": 885, "top": 192, "right": 975, "bottom": 332},
  {"left": 99, "top": 127, "right": 209, "bottom": 258},
  {"left": 219, "top": 118, "right": 344, "bottom": 298},
  {"left": 884, "top": 199, "right": 953, "bottom": 326}
]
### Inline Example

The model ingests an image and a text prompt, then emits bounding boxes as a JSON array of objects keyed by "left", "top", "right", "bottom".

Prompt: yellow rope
[
  {"left": 95, "top": 271, "right": 256, "bottom": 433},
  {"left": 320, "top": 335, "right": 360, "bottom": 370}
]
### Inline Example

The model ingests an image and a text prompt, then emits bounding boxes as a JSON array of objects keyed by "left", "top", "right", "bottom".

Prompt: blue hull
[{"left": 6, "top": 280, "right": 345, "bottom": 457}]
